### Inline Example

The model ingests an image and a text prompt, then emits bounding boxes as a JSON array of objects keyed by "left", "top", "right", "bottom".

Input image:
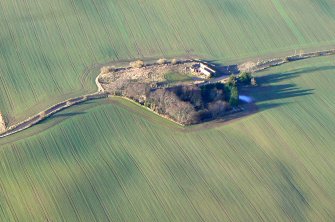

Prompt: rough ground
[{"left": 99, "top": 61, "right": 199, "bottom": 86}]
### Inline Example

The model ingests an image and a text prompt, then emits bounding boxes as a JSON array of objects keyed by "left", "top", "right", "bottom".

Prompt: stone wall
[{"left": 239, "top": 48, "right": 335, "bottom": 73}]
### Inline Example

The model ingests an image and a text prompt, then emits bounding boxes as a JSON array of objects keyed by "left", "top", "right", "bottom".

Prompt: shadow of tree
[
  {"left": 52, "top": 112, "right": 86, "bottom": 118},
  {"left": 202, "top": 59, "right": 239, "bottom": 77},
  {"left": 239, "top": 67, "right": 324, "bottom": 113},
  {"left": 37, "top": 112, "right": 86, "bottom": 126},
  {"left": 256, "top": 66, "right": 335, "bottom": 85},
  {"left": 247, "top": 83, "right": 314, "bottom": 103}
]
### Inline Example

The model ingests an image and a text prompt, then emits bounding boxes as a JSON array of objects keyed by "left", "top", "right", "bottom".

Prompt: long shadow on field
[
  {"left": 257, "top": 66, "right": 335, "bottom": 84},
  {"left": 202, "top": 59, "right": 240, "bottom": 76},
  {"left": 51, "top": 112, "right": 86, "bottom": 118},
  {"left": 36, "top": 112, "right": 86, "bottom": 126},
  {"left": 190, "top": 67, "right": 320, "bottom": 130},
  {"left": 241, "top": 66, "right": 330, "bottom": 112}
]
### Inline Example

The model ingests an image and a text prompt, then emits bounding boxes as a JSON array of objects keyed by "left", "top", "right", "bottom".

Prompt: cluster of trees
[
  {"left": 109, "top": 78, "right": 243, "bottom": 125},
  {"left": 108, "top": 80, "right": 150, "bottom": 104},
  {"left": 147, "top": 83, "right": 235, "bottom": 125},
  {"left": 148, "top": 88, "right": 198, "bottom": 124}
]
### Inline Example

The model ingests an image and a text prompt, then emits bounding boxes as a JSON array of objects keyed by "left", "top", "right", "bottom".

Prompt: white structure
[{"left": 191, "top": 63, "right": 216, "bottom": 78}]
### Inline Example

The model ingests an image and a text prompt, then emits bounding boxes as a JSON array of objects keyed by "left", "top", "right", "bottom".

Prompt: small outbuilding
[{"left": 191, "top": 62, "right": 216, "bottom": 78}]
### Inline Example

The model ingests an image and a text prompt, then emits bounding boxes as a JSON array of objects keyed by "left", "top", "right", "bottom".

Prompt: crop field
[
  {"left": 0, "top": 56, "right": 334, "bottom": 221},
  {"left": 1, "top": 0, "right": 335, "bottom": 123}
]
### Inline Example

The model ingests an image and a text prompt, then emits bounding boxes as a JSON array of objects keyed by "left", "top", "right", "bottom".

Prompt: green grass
[
  {"left": 0, "top": 56, "right": 334, "bottom": 221},
  {"left": 1, "top": 0, "right": 335, "bottom": 220},
  {"left": 164, "top": 72, "right": 193, "bottom": 83},
  {"left": 1, "top": 0, "right": 335, "bottom": 123}
]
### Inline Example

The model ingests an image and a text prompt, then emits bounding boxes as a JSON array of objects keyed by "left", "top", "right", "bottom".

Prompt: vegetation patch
[
  {"left": 164, "top": 72, "right": 193, "bottom": 83},
  {"left": 99, "top": 60, "right": 254, "bottom": 125}
]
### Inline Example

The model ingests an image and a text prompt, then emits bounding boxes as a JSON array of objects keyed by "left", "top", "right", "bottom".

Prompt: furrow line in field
[
  {"left": 136, "top": 0, "right": 164, "bottom": 56},
  {"left": 10, "top": 1, "right": 40, "bottom": 101},
  {"left": 141, "top": 125, "right": 205, "bottom": 221},
  {"left": 0, "top": 66, "right": 14, "bottom": 110},
  {"left": 71, "top": 143, "right": 115, "bottom": 221},
  {"left": 192, "top": 0, "right": 218, "bottom": 56},
  {"left": 270, "top": 0, "right": 305, "bottom": 44},
  {"left": 11, "top": 144, "right": 51, "bottom": 220},
  {"left": 0, "top": 1, "right": 38, "bottom": 104},
  {"left": 91, "top": 0, "right": 119, "bottom": 60},
  {"left": 4, "top": 148, "right": 35, "bottom": 220},
  {"left": 67, "top": 0, "right": 98, "bottom": 63},
  {"left": 29, "top": 138, "right": 66, "bottom": 221},
  {"left": 61, "top": 127, "right": 112, "bottom": 222},
  {"left": 53, "top": 0, "right": 94, "bottom": 90},
  {"left": 114, "top": 1, "right": 142, "bottom": 57},
  {"left": 41, "top": 135, "right": 83, "bottom": 221},
  {"left": 159, "top": 1, "right": 187, "bottom": 53},
  {"left": 91, "top": 111, "right": 143, "bottom": 221},
  {"left": 96, "top": 148, "right": 143, "bottom": 221},
  {"left": 136, "top": 122, "right": 179, "bottom": 219},
  {"left": 57, "top": 128, "right": 100, "bottom": 222},
  {"left": 170, "top": 135, "right": 233, "bottom": 220},
  {"left": 216, "top": 122, "right": 289, "bottom": 218},
  {"left": 210, "top": 130, "right": 265, "bottom": 220},
  {"left": 118, "top": 120, "right": 175, "bottom": 221},
  {"left": 33, "top": 0, "right": 71, "bottom": 93},
  {"left": 0, "top": 170, "right": 19, "bottom": 221},
  {"left": 164, "top": 160, "right": 205, "bottom": 221},
  {"left": 22, "top": 0, "right": 62, "bottom": 94},
  {"left": 262, "top": 112, "right": 332, "bottom": 206},
  {"left": 167, "top": 0, "right": 192, "bottom": 54},
  {"left": 128, "top": 2, "right": 149, "bottom": 56},
  {"left": 183, "top": 1, "right": 213, "bottom": 56},
  {"left": 47, "top": 2, "right": 78, "bottom": 87}
]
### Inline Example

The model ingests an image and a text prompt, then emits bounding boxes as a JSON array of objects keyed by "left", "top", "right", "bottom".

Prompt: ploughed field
[
  {"left": 1, "top": 0, "right": 335, "bottom": 124},
  {"left": 0, "top": 56, "right": 334, "bottom": 221}
]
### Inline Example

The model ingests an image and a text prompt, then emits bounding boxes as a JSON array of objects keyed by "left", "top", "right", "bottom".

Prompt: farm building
[{"left": 191, "top": 63, "right": 216, "bottom": 78}]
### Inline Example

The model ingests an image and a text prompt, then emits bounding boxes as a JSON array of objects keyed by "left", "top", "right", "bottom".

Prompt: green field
[
  {"left": 1, "top": 0, "right": 335, "bottom": 221},
  {"left": 1, "top": 0, "right": 335, "bottom": 123},
  {"left": 0, "top": 56, "right": 334, "bottom": 221}
]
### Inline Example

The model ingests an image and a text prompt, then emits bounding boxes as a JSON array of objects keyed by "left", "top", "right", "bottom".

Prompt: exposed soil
[
  {"left": 98, "top": 61, "right": 204, "bottom": 89},
  {"left": 238, "top": 61, "right": 257, "bottom": 72},
  {"left": 0, "top": 113, "right": 6, "bottom": 133}
]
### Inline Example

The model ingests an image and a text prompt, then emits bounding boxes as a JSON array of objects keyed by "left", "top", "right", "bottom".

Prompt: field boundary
[
  {"left": 240, "top": 48, "right": 335, "bottom": 73},
  {"left": 0, "top": 92, "right": 107, "bottom": 138}
]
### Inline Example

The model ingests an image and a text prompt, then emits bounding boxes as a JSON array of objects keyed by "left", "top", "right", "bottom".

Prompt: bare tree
[
  {"left": 130, "top": 60, "right": 144, "bottom": 68},
  {"left": 171, "top": 58, "right": 178, "bottom": 65},
  {"left": 208, "top": 101, "right": 229, "bottom": 118},
  {"left": 157, "top": 58, "right": 167, "bottom": 65}
]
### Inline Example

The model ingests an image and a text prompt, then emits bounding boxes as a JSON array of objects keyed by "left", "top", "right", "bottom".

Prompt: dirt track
[{"left": 0, "top": 92, "right": 107, "bottom": 138}]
